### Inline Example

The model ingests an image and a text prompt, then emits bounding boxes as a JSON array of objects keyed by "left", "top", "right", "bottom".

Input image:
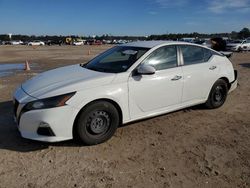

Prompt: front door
[{"left": 128, "top": 45, "right": 183, "bottom": 119}]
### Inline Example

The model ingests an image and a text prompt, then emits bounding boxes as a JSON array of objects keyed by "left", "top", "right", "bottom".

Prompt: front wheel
[
  {"left": 75, "top": 101, "right": 119, "bottom": 145},
  {"left": 205, "top": 79, "right": 228, "bottom": 109},
  {"left": 237, "top": 46, "right": 242, "bottom": 52}
]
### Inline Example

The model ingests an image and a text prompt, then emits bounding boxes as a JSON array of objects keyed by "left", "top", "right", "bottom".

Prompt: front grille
[{"left": 13, "top": 99, "right": 19, "bottom": 117}]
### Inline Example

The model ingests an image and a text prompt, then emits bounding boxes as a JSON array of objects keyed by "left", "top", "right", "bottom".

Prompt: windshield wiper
[
  {"left": 81, "top": 64, "right": 116, "bottom": 73},
  {"left": 86, "top": 66, "right": 109, "bottom": 73},
  {"left": 80, "top": 63, "right": 86, "bottom": 67}
]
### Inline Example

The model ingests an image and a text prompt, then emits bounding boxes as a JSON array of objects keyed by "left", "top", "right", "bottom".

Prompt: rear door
[{"left": 179, "top": 45, "right": 220, "bottom": 103}]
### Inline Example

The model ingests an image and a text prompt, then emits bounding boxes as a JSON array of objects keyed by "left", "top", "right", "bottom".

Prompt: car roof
[
  {"left": 121, "top": 40, "right": 192, "bottom": 48},
  {"left": 121, "top": 40, "right": 223, "bottom": 56}
]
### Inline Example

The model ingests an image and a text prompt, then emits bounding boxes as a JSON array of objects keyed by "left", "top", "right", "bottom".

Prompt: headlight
[{"left": 23, "top": 92, "right": 76, "bottom": 112}]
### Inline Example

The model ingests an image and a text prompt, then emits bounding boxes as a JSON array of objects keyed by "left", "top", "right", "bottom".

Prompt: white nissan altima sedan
[{"left": 13, "top": 41, "right": 237, "bottom": 145}]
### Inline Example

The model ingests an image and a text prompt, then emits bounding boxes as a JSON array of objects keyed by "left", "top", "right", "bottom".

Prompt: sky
[{"left": 0, "top": 0, "right": 249, "bottom": 36}]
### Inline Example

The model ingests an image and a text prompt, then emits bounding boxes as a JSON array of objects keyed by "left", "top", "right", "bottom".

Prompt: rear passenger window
[
  {"left": 143, "top": 46, "right": 177, "bottom": 71},
  {"left": 180, "top": 46, "right": 204, "bottom": 65}
]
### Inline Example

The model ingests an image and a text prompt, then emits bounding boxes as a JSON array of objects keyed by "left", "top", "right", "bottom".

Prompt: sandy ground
[{"left": 0, "top": 45, "right": 249, "bottom": 188}]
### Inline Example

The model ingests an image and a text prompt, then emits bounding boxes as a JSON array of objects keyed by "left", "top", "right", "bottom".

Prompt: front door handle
[
  {"left": 209, "top": 66, "right": 217, "bottom": 70},
  {"left": 171, "top": 75, "right": 182, "bottom": 81}
]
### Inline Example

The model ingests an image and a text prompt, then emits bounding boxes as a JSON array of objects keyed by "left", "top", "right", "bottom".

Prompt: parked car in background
[
  {"left": 202, "top": 39, "right": 212, "bottom": 48},
  {"left": 117, "top": 40, "right": 128, "bottom": 44},
  {"left": 93, "top": 40, "right": 103, "bottom": 45},
  {"left": 180, "top": 38, "right": 196, "bottom": 43},
  {"left": 226, "top": 40, "right": 242, "bottom": 51},
  {"left": 112, "top": 39, "right": 129, "bottom": 44},
  {"left": 193, "top": 39, "right": 205, "bottom": 45},
  {"left": 10, "top": 40, "right": 23, "bottom": 45},
  {"left": 73, "top": 40, "right": 85, "bottom": 46},
  {"left": 102, "top": 40, "right": 112, "bottom": 44},
  {"left": 21, "top": 41, "right": 29, "bottom": 45},
  {"left": 2, "top": 41, "right": 11, "bottom": 45},
  {"left": 13, "top": 41, "right": 237, "bottom": 145},
  {"left": 87, "top": 39, "right": 102, "bottom": 45},
  {"left": 45, "top": 40, "right": 63, "bottom": 46},
  {"left": 28, "top": 40, "right": 45, "bottom": 46},
  {"left": 227, "top": 39, "right": 250, "bottom": 52}
]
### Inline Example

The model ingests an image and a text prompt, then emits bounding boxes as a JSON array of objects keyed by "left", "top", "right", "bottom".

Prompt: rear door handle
[
  {"left": 209, "top": 66, "right": 217, "bottom": 70},
  {"left": 171, "top": 75, "right": 182, "bottom": 81}
]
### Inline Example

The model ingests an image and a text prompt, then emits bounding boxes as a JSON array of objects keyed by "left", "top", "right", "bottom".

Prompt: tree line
[
  {"left": 0, "top": 28, "right": 249, "bottom": 42},
  {"left": 147, "top": 28, "right": 250, "bottom": 40}
]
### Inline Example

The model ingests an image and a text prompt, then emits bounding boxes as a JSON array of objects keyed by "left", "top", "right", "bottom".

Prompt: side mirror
[{"left": 137, "top": 64, "right": 156, "bottom": 75}]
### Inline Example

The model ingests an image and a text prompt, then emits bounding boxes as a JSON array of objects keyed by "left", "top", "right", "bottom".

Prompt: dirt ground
[{"left": 0, "top": 45, "right": 249, "bottom": 188}]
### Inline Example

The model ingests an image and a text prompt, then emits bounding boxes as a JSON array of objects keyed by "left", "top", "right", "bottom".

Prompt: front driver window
[{"left": 142, "top": 46, "right": 177, "bottom": 71}]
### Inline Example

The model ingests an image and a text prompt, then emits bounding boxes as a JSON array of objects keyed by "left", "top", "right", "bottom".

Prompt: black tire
[
  {"left": 205, "top": 79, "right": 228, "bottom": 109},
  {"left": 75, "top": 101, "right": 119, "bottom": 145}
]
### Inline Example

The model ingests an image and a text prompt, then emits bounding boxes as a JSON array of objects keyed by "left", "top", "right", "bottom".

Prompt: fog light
[
  {"left": 39, "top": 121, "right": 50, "bottom": 128},
  {"left": 37, "top": 122, "right": 55, "bottom": 136}
]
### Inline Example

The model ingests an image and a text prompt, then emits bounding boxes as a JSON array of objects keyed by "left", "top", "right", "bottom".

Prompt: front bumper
[
  {"left": 13, "top": 88, "right": 78, "bottom": 142},
  {"left": 17, "top": 107, "right": 77, "bottom": 142}
]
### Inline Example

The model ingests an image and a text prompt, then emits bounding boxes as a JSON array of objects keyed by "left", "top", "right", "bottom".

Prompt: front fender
[{"left": 67, "top": 83, "right": 130, "bottom": 124}]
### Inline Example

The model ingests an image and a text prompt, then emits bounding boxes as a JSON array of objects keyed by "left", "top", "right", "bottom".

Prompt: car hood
[{"left": 22, "top": 64, "right": 116, "bottom": 99}]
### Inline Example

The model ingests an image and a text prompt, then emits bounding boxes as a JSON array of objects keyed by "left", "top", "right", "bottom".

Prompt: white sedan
[
  {"left": 13, "top": 41, "right": 237, "bottom": 145},
  {"left": 28, "top": 40, "right": 45, "bottom": 46},
  {"left": 73, "top": 40, "right": 86, "bottom": 46},
  {"left": 10, "top": 40, "right": 23, "bottom": 45},
  {"left": 227, "top": 39, "right": 250, "bottom": 52}
]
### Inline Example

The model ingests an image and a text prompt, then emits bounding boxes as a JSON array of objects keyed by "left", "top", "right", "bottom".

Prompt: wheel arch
[
  {"left": 72, "top": 98, "right": 123, "bottom": 138},
  {"left": 205, "top": 77, "right": 229, "bottom": 109},
  {"left": 206, "top": 77, "right": 230, "bottom": 101},
  {"left": 219, "top": 77, "right": 231, "bottom": 90}
]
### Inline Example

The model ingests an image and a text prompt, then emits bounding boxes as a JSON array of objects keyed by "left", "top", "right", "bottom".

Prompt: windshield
[{"left": 84, "top": 46, "right": 149, "bottom": 73}]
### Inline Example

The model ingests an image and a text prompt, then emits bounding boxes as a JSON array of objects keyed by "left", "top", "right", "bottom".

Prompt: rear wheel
[
  {"left": 205, "top": 79, "right": 228, "bottom": 109},
  {"left": 75, "top": 101, "right": 119, "bottom": 145}
]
